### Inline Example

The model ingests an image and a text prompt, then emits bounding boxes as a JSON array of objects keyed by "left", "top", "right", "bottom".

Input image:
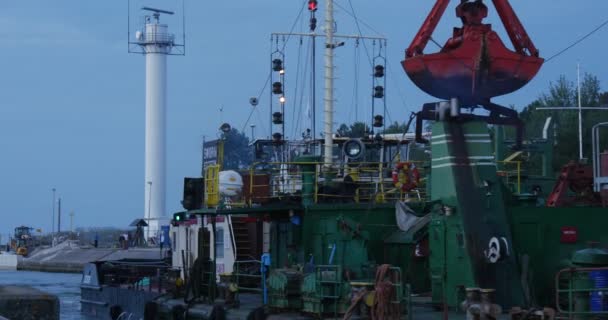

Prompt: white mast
[
  {"left": 323, "top": 0, "right": 335, "bottom": 167},
  {"left": 138, "top": 8, "right": 175, "bottom": 237},
  {"left": 577, "top": 62, "right": 583, "bottom": 160}
]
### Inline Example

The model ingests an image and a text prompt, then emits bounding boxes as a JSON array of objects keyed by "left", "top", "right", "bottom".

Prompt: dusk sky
[{"left": 1, "top": 1, "right": 607, "bottom": 239}]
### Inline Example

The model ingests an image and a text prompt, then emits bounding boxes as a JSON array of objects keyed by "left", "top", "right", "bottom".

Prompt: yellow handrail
[
  {"left": 241, "top": 161, "right": 428, "bottom": 205},
  {"left": 497, "top": 160, "right": 522, "bottom": 194},
  {"left": 205, "top": 165, "right": 221, "bottom": 207}
]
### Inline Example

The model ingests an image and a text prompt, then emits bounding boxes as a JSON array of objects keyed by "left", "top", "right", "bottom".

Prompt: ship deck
[{"left": 156, "top": 293, "right": 477, "bottom": 320}]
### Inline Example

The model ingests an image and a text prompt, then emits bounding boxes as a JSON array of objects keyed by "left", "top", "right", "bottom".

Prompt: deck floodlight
[
  {"left": 220, "top": 123, "right": 232, "bottom": 133},
  {"left": 343, "top": 139, "right": 365, "bottom": 160}
]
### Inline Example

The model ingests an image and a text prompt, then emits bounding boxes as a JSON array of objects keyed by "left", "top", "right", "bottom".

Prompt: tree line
[
  {"left": 520, "top": 73, "right": 608, "bottom": 170},
  {"left": 336, "top": 73, "right": 608, "bottom": 173}
]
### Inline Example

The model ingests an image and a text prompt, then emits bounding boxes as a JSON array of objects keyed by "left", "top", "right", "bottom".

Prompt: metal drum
[
  {"left": 601, "top": 151, "right": 608, "bottom": 177},
  {"left": 590, "top": 270, "right": 608, "bottom": 312}
]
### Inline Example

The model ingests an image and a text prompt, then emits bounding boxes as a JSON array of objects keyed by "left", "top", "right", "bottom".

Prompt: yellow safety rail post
[
  {"left": 517, "top": 161, "right": 521, "bottom": 194},
  {"left": 240, "top": 160, "right": 437, "bottom": 204},
  {"left": 377, "top": 162, "right": 386, "bottom": 203},
  {"left": 497, "top": 160, "right": 522, "bottom": 194},
  {"left": 314, "top": 164, "right": 319, "bottom": 204},
  {"left": 249, "top": 166, "right": 254, "bottom": 207}
]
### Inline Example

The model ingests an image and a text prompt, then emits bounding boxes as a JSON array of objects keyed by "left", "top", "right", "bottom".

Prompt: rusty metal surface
[{"left": 403, "top": 0, "right": 543, "bottom": 106}]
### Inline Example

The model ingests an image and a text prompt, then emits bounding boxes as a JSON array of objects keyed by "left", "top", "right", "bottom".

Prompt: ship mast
[{"left": 322, "top": 0, "right": 335, "bottom": 167}]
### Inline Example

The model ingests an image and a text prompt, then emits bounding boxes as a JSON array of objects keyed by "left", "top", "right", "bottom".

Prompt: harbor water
[{"left": 0, "top": 270, "right": 83, "bottom": 319}]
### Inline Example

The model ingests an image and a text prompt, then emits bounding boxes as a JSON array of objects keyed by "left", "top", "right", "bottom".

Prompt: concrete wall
[
  {"left": 0, "top": 254, "right": 17, "bottom": 270},
  {"left": 0, "top": 286, "right": 59, "bottom": 320}
]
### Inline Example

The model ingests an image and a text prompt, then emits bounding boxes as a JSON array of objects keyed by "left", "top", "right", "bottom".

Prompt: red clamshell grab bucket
[{"left": 402, "top": 26, "right": 543, "bottom": 105}]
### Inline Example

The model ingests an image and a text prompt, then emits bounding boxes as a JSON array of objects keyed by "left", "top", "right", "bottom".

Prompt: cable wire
[
  {"left": 290, "top": 37, "right": 304, "bottom": 139},
  {"left": 341, "top": 0, "right": 410, "bottom": 122},
  {"left": 344, "top": 0, "right": 374, "bottom": 68},
  {"left": 348, "top": 40, "right": 361, "bottom": 124},
  {"left": 545, "top": 18, "right": 608, "bottom": 63},
  {"left": 334, "top": 0, "right": 385, "bottom": 37},
  {"left": 241, "top": 0, "right": 308, "bottom": 133},
  {"left": 293, "top": 37, "right": 312, "bottom": 139}
]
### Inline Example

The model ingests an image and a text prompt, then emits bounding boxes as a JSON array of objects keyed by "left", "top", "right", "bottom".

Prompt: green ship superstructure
[
  {"left": 156, "top": 1, "right": 608, "bottom": 319},
  {"left": 161, "top": 116, "right": 608, "bottom": 320}
]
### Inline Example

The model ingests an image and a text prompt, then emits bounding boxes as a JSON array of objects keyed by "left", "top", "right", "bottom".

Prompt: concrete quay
[
  {"left": 18, "top": 240, "right": 164, "bottom": 273},
  {"left": 0, "top": 285, "right": 59, "bottom": 320}
]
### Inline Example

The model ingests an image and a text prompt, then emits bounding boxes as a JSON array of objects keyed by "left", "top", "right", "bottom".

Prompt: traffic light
[
  {"left": 374, "top": 65, "right": 385, "bottom": 78},
  {"left": 182, "top": 177, "right": 204, "bottom": 211},
  {"left": 308, "top": 0, "right": 318, "bottom": 12},
  {"left": 272, "top": 59, "right": 283, "bottom": 72},
  {"left": 374, "top": 86, "right": 384, "bottom": 99},
  {"left": 272, "top": 82, "right": 283, "bottom": 95},
  {"left": 310, "top": 17, "right": 317, "bottom": 31},
  {"left": 172, "top": 212, "right": 186, "bottom": 226},
  {"left": 272, "top": 132, "right": 283, "bottom": 143}
]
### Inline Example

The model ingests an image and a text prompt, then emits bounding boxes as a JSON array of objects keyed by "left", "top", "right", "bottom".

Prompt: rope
[
  {"left": 342, "top": 264, "right": 400, "bottom": 320},
  {"left": 371, "top": 264, "right": 400, "bottom": 320}
]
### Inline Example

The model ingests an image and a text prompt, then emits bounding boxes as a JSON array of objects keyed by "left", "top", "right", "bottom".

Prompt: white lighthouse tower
[{"left": 131, "top": 6, "right": 179, "bottom": 239}]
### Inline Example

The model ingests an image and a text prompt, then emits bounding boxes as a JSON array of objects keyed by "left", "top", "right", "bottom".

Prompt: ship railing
[
  {"left": 233, "top": 259, "right": 263, "bottom": 306},
  {"left": 555, "top": 266, "right": 608, "bottom": 319},
  {"left": 315, "top": 264, "right": 343, "bottom": 317},
  {"left": 200, "top": 259, "right": 217, "bottom": 301},
  {"left": 386, "top": 267, "right": 413, "bottom": 320},
  {"left": 246, "top": 161, "right": 429, "bottom": 205},
  {"left": 496, "top": 160, "right": 522, "bottom": 194},
  {"left": 102, "top": 265, "right": 172, "bottom": 294}
]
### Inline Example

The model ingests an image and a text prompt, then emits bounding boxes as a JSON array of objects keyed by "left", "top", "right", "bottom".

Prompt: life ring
[{"left": 392, "top": 162, "right": 420, "bottom": 192}]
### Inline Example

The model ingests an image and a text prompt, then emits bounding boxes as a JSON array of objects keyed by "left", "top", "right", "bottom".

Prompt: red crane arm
[
  {"left": 406, "top": 0, "right": 450, "bottom": 58},
  {"left": 492, "top": 0, "right": 540, "bottom": 57}
]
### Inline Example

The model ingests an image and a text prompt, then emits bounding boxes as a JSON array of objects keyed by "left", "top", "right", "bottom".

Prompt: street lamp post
[{"left": 51, "top": 188, "right": 56, "bottom": 239}]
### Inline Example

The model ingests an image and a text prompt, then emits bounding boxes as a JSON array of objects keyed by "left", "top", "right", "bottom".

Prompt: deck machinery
[
  {"left": 11, "top": 226, "right": 34, "bottom": 256},
  {"left": 161, "top": 1, "right": 608, "bottom": 319}
]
